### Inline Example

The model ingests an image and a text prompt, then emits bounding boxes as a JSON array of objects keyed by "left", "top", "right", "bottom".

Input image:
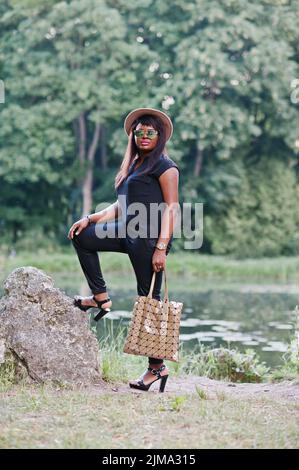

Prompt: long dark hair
[{"left": 114, "top": 114, "right": 168, "bottom": 190}]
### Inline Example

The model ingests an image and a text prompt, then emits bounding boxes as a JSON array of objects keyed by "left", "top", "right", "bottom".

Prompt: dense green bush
[
  {"left": 271, "top": 305, "right": 299, "bottom": 382},
  {"left": 180, "top": 345, "right": 269, "bottom": 383},
  {"left": 204, "top": 159, "right": 299, "bottom": 258}
]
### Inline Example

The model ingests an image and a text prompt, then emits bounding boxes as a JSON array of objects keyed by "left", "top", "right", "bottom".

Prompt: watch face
[{"left": 157, "top": 242, "right": 167, "bottom": 249}]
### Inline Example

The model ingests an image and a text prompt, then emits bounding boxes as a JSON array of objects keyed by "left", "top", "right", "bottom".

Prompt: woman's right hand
[{"left": 68, "top": 217, "right": 89, "bottom": 240}]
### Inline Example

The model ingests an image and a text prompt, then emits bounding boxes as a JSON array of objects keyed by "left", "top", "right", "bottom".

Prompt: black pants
[{"left": 71, "top": 220, "right": 170, "bottom": 365}]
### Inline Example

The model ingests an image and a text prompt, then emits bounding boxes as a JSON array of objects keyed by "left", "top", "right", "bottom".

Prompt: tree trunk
[
  {"left": 74, "top": 113, "right": 101, "bottom": 216},
  {"left": 99, "top": 125, "right": 107, "bottom": 170},
  {"left": 78, "top": 112, "right": 86, "bottom": 166},
  {"left": 81, "top": 122, "right": 101, "bottom": 216},
  {"left": 82, "top": 170, "right": 93, "bottom": 216},
  {"left": 194, "top": 144, "right": 203, "bottom": 178}
]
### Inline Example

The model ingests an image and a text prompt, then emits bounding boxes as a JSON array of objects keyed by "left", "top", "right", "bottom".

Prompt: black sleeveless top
[{"left": 116, "top": 154, "right": 180, "bottom": 244}]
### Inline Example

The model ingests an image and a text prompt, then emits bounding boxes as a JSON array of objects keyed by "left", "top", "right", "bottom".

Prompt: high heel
[
  {"left": 129, "top": 364, "right": 169, "bottom": 393},
  {"left": 159, "top": 375, "right": 168, "bottom": 393},
  {"left": 74, "top": 295, "right": 111, "bottom": 322}
]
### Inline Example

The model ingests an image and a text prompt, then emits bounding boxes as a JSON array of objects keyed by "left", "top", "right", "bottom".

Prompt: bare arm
[
  {"left": 157, "top": 167, "right": 180, "bottom": 245},
  {"left": 151, "top": 167, "right": 180, "bottom": 272},
  {"left": 87, "top": 200, "right": 121, "bottom": 224},
  {"left": 68, "top": 200, "right": 121, "bottom": 239}
]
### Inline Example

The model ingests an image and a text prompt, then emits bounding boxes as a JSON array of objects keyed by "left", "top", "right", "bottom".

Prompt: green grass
[
  {"left": 68, "top": 320, "right": 270, "bottom": 384},
  {"left": 2, "top": 249, "right": 299, "bottom": 286},
  {"left": 179, "top": 345, "right": 270, "bottom": 383},
  {"left": 78, "top": 313, "right": 299, "bottom": 386},
  {"left": 0, "top": 384, "right": 298, "bottom": 448},
  {"left": 269, "top": 308, "right": 299, "bottom": 383},
  {"left": 96, "top": 321, "right": 297, "bottom": 385}
]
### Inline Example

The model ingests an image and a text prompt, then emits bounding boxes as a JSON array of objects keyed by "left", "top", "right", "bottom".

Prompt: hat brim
[{"left": 124, "top": 107, "right": 173, "bottom": 142}]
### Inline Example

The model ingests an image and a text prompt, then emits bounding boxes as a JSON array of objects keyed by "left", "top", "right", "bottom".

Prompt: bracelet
[{"left": 85, "top": 214, "right": 92, "bottom": 225}]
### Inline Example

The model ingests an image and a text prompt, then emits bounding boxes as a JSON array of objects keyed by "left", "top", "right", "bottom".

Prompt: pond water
[{"left": 63, "top": 280, "right": 299, "bottom": 369}]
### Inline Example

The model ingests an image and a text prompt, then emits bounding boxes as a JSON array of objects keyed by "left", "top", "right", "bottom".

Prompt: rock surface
[{"left": 0, "top": 267, "right": 101, "bottom": 385}]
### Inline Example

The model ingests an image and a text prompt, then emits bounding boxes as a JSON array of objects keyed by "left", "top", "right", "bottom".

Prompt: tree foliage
[{"left": 0, "top": 0, "right": 299, "bottom": 256}]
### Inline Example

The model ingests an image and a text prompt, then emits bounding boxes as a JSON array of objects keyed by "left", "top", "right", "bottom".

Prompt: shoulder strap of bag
[{"left": 148, "top": 267, "right": 169, "bottom": 303}]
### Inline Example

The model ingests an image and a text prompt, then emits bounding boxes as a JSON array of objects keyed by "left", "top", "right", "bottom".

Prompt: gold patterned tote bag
[{"left": 123, "top": 267, "right": 183, "bottom": 362}]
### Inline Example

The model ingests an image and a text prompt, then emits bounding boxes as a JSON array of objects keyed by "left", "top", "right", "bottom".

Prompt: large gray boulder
[{"left": 0, "top": 267, "right": 101, "bottom": 385}]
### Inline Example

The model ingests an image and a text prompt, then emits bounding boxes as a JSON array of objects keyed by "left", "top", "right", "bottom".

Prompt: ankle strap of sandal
[
  {"left": 93, "top": 296, "right": 111, "bottom": 308},
  {"left": 148, "top": 364, "right": 166, "bottom": 378}
]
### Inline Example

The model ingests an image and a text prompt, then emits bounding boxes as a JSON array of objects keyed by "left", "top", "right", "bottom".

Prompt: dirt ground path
[{"left": 90, "top": 375, "right": 299, "bottom": 402}]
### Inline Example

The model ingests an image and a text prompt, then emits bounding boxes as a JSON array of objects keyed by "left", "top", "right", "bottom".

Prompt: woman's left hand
[{"left": 152, "top": 249, "right": 167, "bottom": 272}]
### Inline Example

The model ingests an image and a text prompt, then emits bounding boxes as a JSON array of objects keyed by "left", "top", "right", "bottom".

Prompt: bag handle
[{"left": 147, "top": 266, "right": 169, "bottom": 303}]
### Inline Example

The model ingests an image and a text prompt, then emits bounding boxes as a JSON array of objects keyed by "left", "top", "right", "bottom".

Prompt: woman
[{"left": 68, "top": 107, "right": 180, "bottom": 392}]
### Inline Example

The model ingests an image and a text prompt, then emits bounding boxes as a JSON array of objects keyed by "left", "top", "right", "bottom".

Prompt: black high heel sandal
[
  {"left": 74, "top": 295, "right": 111, "bottom": 322},
  {"left": 129, "top": 364, "right": 169, "bottom": 393},
  {"left": 93, "top": 297, "right": 112, "bottom": 322}
]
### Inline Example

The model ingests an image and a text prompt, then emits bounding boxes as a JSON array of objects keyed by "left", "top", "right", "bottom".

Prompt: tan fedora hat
[{"left": 124, "top": 107, "right": 173, "bottom": 142}]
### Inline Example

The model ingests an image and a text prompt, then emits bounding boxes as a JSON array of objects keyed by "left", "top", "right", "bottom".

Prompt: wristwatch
[{"left": 155, "top": 242, "right": 168, "bottom": 251}]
